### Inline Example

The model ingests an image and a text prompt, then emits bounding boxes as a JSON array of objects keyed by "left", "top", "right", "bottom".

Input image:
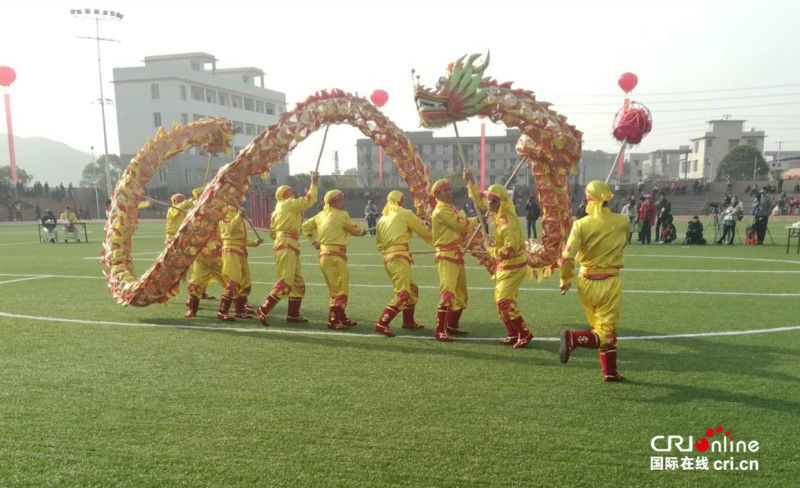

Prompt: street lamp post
[
  {"left": 90, "top": 145, "right": 100, "bottom": 219},
  {"left": 71, "top": 8, "right": 123, "bottom": 200}
]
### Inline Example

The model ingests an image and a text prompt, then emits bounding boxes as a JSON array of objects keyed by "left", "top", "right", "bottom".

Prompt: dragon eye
[{"left": 436, "top": 76, "right": 447, "bottom": 89}]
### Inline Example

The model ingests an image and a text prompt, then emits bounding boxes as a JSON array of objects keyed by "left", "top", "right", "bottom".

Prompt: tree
[
  {"left": 285, "top": 173, "right": 311, "bottom": 191},
  {"left": 0, "top": 165, "right": 33, "bottom": 185},
  {"left": 716, "top": 145, "right": 768, "bottom": 181},
  {"left": 80, "top": 154, "right": 124, "bottom": 188}
]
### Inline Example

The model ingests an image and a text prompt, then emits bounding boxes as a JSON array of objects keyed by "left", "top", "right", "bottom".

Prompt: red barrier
[{"left": 248, "top": 191, "right": 271, "bottom": 230}]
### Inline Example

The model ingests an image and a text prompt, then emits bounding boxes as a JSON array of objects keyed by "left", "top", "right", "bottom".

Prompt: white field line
[
  {"left": 0, "top": 272, "right": 798, "bottom": 298},
  {"left": 0, "top": 276, "right": 52, "bottom": 286},
  {"left": 1, "top": 310, "right": 798, "bottom": 343}
]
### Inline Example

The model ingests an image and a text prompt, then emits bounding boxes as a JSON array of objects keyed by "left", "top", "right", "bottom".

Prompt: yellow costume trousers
[
  {"left": 494, "top": 263, "right": 527, "bottom": 321},
  {"left": 435, "top": 258, "right": 467, "bottom": 311},
  {"left": 271, "top": 249, "right": 306, "bottom": 299},
  {"left": 188, "top": 256, "right": 224, "bottom": 298},
  {"left": 384, "top": 256, "right": 419, "bottom": 310},
  {"left": 320, "top": 256, "right": 349, "bottom": 307},
  {"left": 221, "top": 251, "right": 252, "bottom": 298},
  {"left": 577, "top": 275, "right": 621, "bottom": 347}
]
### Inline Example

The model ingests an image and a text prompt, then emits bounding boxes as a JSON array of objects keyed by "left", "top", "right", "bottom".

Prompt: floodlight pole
[{"left": 90, "top": 145, "right": 100, "bottom": 219}]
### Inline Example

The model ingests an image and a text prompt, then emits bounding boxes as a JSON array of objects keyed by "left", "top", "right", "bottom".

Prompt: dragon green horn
[{"left": 472, "top": 51, "right": 490, "bottom": 74}]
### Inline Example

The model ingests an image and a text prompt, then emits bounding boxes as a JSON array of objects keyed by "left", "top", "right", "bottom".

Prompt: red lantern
[
  {"left": 370, "top": 89, "right": 388, "bottom": 107},
  {"left": 618, "top": 72, "right": 638, "bottom": 93},
  {"left": 0, "top": 66, "right": 16, "bottom": 87},
  {"left": 612, "top": 102, "right": 652, "bottom": 144}
]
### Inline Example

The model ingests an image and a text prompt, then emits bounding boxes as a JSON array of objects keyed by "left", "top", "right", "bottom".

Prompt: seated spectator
[
  {"left": 59, "top": 206, "right": 80, "bottom": 243},
  {"left": 794, "top": 182, "right": 800, "bottom": 194},
  {"left": 659, "top": 215, "right": 677, "bottom": 244},
  {"left": 685, "top": 216, "right": 706, "bottom": 245},
  {"left": 40, "top": 209, "right": 57, "bottom": 243}
]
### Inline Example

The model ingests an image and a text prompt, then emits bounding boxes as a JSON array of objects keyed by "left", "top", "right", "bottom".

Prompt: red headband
[
  {"left": 484, "top": 191, "right": 501, "bottom": 202},
  {"left": 328, "top": 192, "right": 344, "bottom": 204},
  {"left": 433, "top": 181, "right": 450, "bottom": 195},
  {"left": 281, "top": 187, "right": 294, "bottom": 199}
]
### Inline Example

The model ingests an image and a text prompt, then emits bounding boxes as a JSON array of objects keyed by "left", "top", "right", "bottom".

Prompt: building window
[
  {"left": 746, "top": 138, "right": 758, "bottom": 146},
  {"left": 244, "top": 97, "right": 255, "bottom": 111},
  {"left": 180, "top": 85, "right": 187, "bottom": 101},
  {"left": 181, "top": 113, "right": 188, "bottom": 125},
  {"left": 256, "top": 125, "right": 265, "bottom": 134},
  {"left": 205, "top": 89, "right": 217, "bottom": 104},
  {"left": 192, "top": 114, "right": 205, "bottom": 121},
  {"left": 692, "top": 160, "right": 698, "bottom": 172},
  {"left": 158, "top": 169, "right": 167, "bottom": 184},
  {"left": 191, "top": 85, "right": 204, "bottom": 101},
  {"left": 191, "top": 62, "right": 201, "bottom": 71},
  {"left": 233, "top": 121, "right": 245, "bottom": 133},
  {"left": 231, "top": 95, "right": 243, "bottom": 109},
  {"left": 153, "top": 112, "right": 161, "bottom": 127},
  {"left": 490, "top": 159, "right": 496, "bottom": 169},
  {"left": 693, "top": 141, "right": 699, "bottom": 152},
  {"left": 728, "top": 139, "right": 739, "bottom": 150},
  {"left": 218, "top": 92, "right": 230, "bottom": 107},
  {"left": 150, "top": 83, "right": 159, "bottom": 99},
  {"left": 422, "top": 145, "right": 431, "bottom": 155},
  {"left": 706, "top": 139, "right": 712, "bottom": 148},
  {"left": 265, "top": 102, "right": 275, "bottom": 115},
  {"left": 184, "top": 169, "right": 193, "bottom": 183},
  {"left": 270, "top": 178, "right": 278, "bottom": 185},
  {"left": 256, "top": 100, "right": 265, "bottom": 113},
  {"left": 245, "top": 123, "right": 256, "bottom": 136}
]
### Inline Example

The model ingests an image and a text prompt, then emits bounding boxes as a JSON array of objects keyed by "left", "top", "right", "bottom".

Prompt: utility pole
[
  {"left": 753, "top": 155, "right": 758, "bottom": 179},
  {"left": 333, "top": 150, "right": 340, "bottom": 176},
  {"left": 777, "top": 140, "right": 783, "bottom": 170}
]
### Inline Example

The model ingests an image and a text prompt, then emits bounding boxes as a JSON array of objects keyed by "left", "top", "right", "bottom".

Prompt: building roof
[
  {"left": 143, "top": 52, "right": 217, "bottom": 63},
  {"left": 216, "top": 67, "right": 265, "bottom": 76}
]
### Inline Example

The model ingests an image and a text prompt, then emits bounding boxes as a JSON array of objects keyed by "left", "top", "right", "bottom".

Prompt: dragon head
[{"left": 414, "top": 52, "right": 490, "bottom": 128}]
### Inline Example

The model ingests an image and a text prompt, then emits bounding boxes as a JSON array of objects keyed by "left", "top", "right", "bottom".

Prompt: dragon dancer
[
  {"left": 256, "top": 172, "right": 319, "bottom": 326},
  {"left": 373, "top": 190, "right": 433, "bottom": 337},
  {"left": 217, "top": 204, "right": 263, "bottom": 321},
  {"left": 302, "top": 190, "right": 366, "bottom": 330},
  {"left": 465, "top": 171, "right": 534, "bottom": 349},
  {"left": 558, "top": 180, "right": 628, "bottom": 382},
  {"left": 430, "top": 179, "right": 478, "bottom": 342}
]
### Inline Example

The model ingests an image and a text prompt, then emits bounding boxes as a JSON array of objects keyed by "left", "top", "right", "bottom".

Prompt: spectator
[
  {"left": 655, "top": 193, "right": 671, "bottom": 242},
  {"left": 778, "top": 178, "right": 783, "bottom": 193},
  {"left": 753, "top": 191, "right": 772, "bottom": 245},
  {"left": 794, "top": 182, "right": 800, "bottom": 194},
  {"left": 620, "top": 196, "right": 636, "bottom": 244},
  {"left": 576, "top": 198, "right": 588, "bottom": 219},
  {"left": 59, "top": 206, "right": 80, "bottom": 243},
  {"left": 34, "top": 202, "right": 41, "bottom": 221},
  {"left": 14, "top": 201, "right": 22, "bottom": 221},
  {"left": 68, "top": 183, "right": 74, "bottom": 199},
  {"left": 745, "top": 183, "right": 752, "bottom": 196},
  {"left": 685, "top": 216, "right": 706, "bottom": 245},
  {"left": 44, "top": 182, "right": 50, "bottom": 198},
  {"left": 726, "top": 175, "right": 732, "bottom": 195},
  {"left": 718, "top": 196, "right": 741, "bottom": 245},
  {"left": 524, "top": 194, "right": 540, "bottom": 239},
  {"left": 659, "top": 215, "right": 677, "bottom": 244},
  {"left": 41, "top": 209, "right": 58, "bottom": 243},
  {"left": 364, "top": 199, "right": 379, "bottom": 236},
  {"left": 638, "top": 194, "right": 656, "bottom": 244},
  {"left": 105, "top": 199, "right": 112, "bottom": 218}
]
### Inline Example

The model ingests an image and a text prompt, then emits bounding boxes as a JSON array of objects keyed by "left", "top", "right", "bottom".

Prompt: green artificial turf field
[{"left": 1, "top": 219, "right": 799, "bottom": 487}]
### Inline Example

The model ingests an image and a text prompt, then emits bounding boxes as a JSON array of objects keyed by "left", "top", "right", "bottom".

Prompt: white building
[
  {"left": 685, "top": 119, "right": 765, "bottom": 181},
  {"left": 113, "top": 52, "right": 289, "bottom": 189},
  {"left": 641, "top": 147, "right": 691, "bottom": 181}
]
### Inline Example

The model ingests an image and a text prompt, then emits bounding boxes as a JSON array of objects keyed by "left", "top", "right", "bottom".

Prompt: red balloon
[
  {"left": 370, "top": 89, "right": 388, "bottom": 107},
  {"left": 618, "top": 72, "right": 638, "bottom": 93},
  {"left": 0, "top": 66, "right": 16, "bottom": 87}
]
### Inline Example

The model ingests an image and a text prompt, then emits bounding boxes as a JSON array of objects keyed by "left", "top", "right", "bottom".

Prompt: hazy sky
[{"left": 1, "top": 0, "right": 799, "bottom": 176}]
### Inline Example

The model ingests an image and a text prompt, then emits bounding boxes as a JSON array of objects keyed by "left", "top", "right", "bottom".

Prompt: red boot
[
  {"left": 201, "top": 292, "right": 216, "bottom": 300},
  {"left": 559, "top": 330, "right": 599, "bottom": 364},
  {"left": 498, "top": 317, "right": 518, "bottom": 345},
  {"left": 374, "top": 306, "right": 399, "bottom": 337},
  {"left": 234, "top": 297, "right": 254, "bottom": 319},
  {"left": 327, "top": 307, "right": 348, "bottom": 330},
  {"left": 446, "top": 309, "right": 467, "bottom": 335},
  {"left": 286, "top": 298, "right": 309, "bottom": 323},
  {"left": 401, "top": 305, "right": 425, "bottom": 329},
  {"left": 434, "top": 308, "right": 452, "bottom": 342},
  {"left": 512, "top": 318, "right": 533, "bottom": 349},
  {"left": 256, "top": 294, "right": 280, "bottom": 327},
  {"left": 184, "top": 297, "right": 199, "bottom": 318},
  {"left": 599, "top": 348, "right": 624, "bottom": 382},
  {"left": 217, "top": 297, "right": 236, "bottom": 322},
  {"left": 340, "top": 309, "right": 357, "bottom": 327},
  {"left": 244, "top": 301, "right": 255, "bottom": 314}
]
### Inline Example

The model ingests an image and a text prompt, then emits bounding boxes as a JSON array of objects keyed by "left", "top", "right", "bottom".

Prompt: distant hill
[{"left": 0, "top": 134, "right": 91, "bottom": 185}]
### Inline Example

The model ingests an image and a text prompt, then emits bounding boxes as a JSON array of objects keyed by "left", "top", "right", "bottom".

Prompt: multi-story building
[
  {"left": 641, "top": 147, "right": 691, "bottom": 181},
  {"left": 685, "top": 119, "right": 765, "bottom": 181},
  {"left": 113, "top": 52, "right": 289, "bottom": 190}
]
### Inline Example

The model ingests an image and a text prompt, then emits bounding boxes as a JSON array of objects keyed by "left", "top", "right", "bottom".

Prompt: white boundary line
[
  {"left": 1, "top": 272, "right": 799, "bottom": 298},
  {"left": 0, "top": 311, "right": 798, "bottom": 343},
  {"left": 0, "top": 276, "right": 52, "bottom": 286}
]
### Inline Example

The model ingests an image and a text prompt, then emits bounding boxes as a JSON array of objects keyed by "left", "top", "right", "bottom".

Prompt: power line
[
  {"left": 569, "top": 100, "right": 800, "bottom": 115},
  {"left": 548, "top": 82, "right": 800, "bottom": 98},
  {"left": 557, "top": 92, "right": 800, "bottom": 107}
]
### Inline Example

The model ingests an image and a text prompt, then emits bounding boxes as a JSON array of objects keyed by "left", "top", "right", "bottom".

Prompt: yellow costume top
[
  {"left": 302, "top": 190, "right": 366, "bottom": 254},
  {"left": 431, "top": 201, "right": 475, "bottom": 248},
  {"left": 219, "top": 208, "right": 260, "bottom": 252},
  {"left": 469, "top": 183, "right": 527, "bottom": 270},
  {"left": 60, "top": 211, "right": 78, "bottom": 223},
  {"left": 165, "top": 195, "right": 192, "bottom": 240},
  {"left": 376, "top": 190, "right": 432, "bottom": 261},
  {"left": 559, "top": 181, "right": 629, "bottom": 286},
  {"left": 270, "top": 184, "right": 317, "bottom": 254}
]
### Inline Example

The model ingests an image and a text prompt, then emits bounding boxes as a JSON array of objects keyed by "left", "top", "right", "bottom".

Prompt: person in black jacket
[
  {"left": 655, "top": 193, "right": 671, "bottom": 242},
  {"left": 40, "top": 209, "right": 57, "bottom": 243},
  {"left": 524, "top": 195, "right": 541, "bottom": 238},
  {"left": 685, "top": 215, "right": 706, "bottom": 245}
]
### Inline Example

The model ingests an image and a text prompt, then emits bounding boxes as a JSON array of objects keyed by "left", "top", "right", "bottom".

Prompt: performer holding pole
[
  {"left": 430, "top": 179, "right": 478, "bottom": 342},
  {"left": 302, "top": 190, "right": 367, "bottom": 330},
  {"left": 558, "top": 180, "right": 629, "bottom": 382},
  {"left": 256, "top": 172, "right": 319, "bottom": 326},
  {"left": 373, "top": 190, "right": 433, "bottom": 337},
  {"left": 217, "top": 204, "right": 264, "bottom": 321},
  {"left": 465, "top": 170, "right": 534, "bottom": 348}
]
